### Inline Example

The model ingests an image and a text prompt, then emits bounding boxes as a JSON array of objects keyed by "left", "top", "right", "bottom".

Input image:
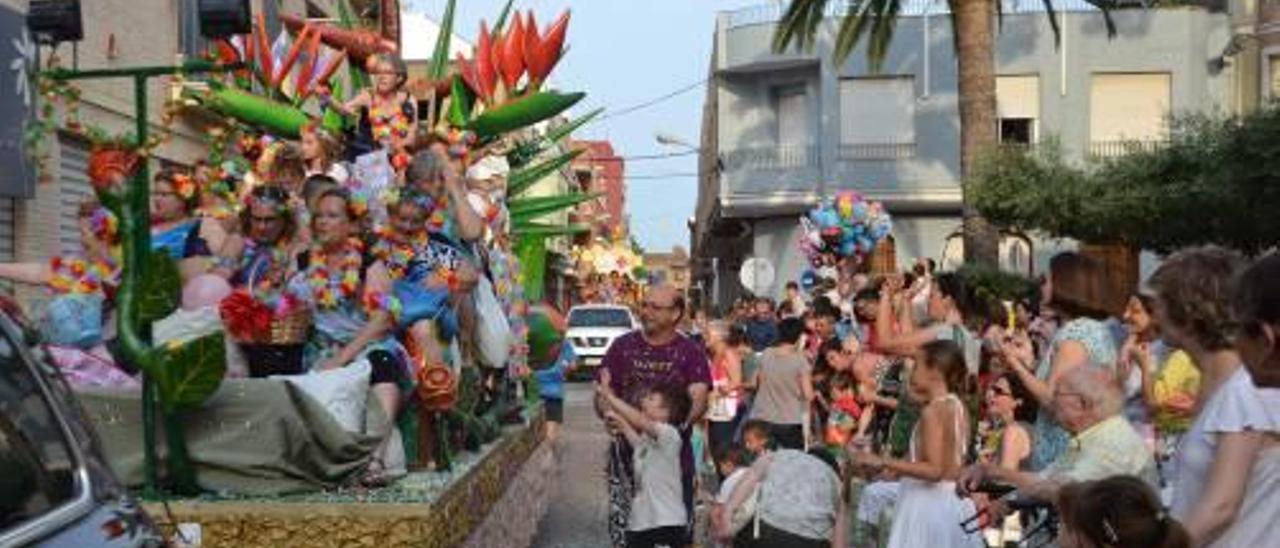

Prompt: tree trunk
[{"left": 950, "top": 0, "right": 1001, "bottom": 267}]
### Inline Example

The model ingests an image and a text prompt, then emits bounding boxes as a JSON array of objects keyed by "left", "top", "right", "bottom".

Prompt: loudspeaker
[
  {"left": 198, "top": 0, "right": 251, "bottom": 39},
  {"left": 27, "top": 0, "right": 82, "bottom": 44}
]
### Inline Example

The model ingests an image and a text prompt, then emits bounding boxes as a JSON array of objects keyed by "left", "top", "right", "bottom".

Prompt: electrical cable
[{"left": 593, "top": 78, "right": 708, "bottom": 122}]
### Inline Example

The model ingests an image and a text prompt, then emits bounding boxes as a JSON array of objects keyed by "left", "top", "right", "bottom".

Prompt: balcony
[
  {"left": 724, "top": 0, "right": 1104, "bottom": 29},
  {"left": 722, "top": 145, "right": 819, "bottom": 171},
  {"left": 838, "top": 142, "right": 918, "bottom": 162},
  {"left": 1088, "top": 140, "right": 1166, "bottom": 158}
]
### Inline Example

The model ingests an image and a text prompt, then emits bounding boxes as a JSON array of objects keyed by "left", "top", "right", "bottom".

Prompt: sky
[{"left": 404, "top": 0, "right": 763, "bottom": 253}]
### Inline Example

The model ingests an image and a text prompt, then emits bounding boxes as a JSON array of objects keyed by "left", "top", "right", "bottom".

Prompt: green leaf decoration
[
  {"left": 191, "top": 81, "right": 309, "bottom": 138},
  {"left": 512, "top": 222, "right": 591, "bottom": 237},
  {"left": 508, "top": 148, "right": 584, "bottom": 198},
  {"left": 467, "top": 90, "right": 586, "bottom": 139},
  {"left": 154, "top": 333, "right": 227, "bottom": 413},
  {"left": 137, "top": 252, "right": 181, "bottom": 328},
  {"left": 427, "top": 0, "right": 459, "bottom": 80},
  {"left": 509, "top": 192, "right": 599, "bottom": 223},
  {"left": 447, "top": 74, "right": 473, "bottom": 128},
  {"left": 516, "top": 235, "right": 548, "bottom": 301},
  {"left": 507, "top": 108, "right": 601, "bottom": 168},
  {"left": 491, "top": 0, "right": 516, "bottom": 37}
]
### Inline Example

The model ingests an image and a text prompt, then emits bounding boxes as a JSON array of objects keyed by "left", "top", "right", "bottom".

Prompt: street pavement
[{"left": 530, "top": 382, "right": 612, "bottom": 548}]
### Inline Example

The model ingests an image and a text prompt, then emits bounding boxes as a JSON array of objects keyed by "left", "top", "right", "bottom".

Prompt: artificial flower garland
[
  {"left": 49, "top": 256, "right": 118, "bottom": 296},
  {"left": 306, "top": 238, "right": 365, "bottom": 308}
]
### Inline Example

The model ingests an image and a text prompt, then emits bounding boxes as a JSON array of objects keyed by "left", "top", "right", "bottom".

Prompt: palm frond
[
  {"left": 772, "top": 0, "right": 831, "bottom": 54},
  {"left": 1080, "top": 0, "right": 1117, "bottom": 38},
  {"left": 1039, "top": 0, "right": 1062, "bottom": 46}
]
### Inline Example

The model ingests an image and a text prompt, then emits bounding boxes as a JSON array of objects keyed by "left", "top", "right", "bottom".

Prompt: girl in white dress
[{"left": 848, "top": 339, "right": 984, "bottom": 548}]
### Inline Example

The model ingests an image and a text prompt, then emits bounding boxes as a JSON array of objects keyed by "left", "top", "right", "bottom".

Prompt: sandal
[{"left": 360, "top": 456, "right": 390, "bottom": 488}]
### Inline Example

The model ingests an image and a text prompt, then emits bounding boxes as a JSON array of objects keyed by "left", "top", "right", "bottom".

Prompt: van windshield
[{"left": 568, "top": 309, "right": 633, "bottom": 328}]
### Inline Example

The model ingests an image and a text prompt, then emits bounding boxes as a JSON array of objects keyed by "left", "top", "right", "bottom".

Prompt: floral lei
[
  {"left": 88, "top": 207, "right": 119, "bottom": 244},
  {"left": 49, "top": 256, "right": 118, "bottom": 296},
  {"left": 369, "top": 226, "right": 428, "bottom": 280},
  {"left": 306, "top": 238, "right": 365, "bottom": 309},
  {"left": 369, "top": 94, "right": 413, "bottom": 143}
]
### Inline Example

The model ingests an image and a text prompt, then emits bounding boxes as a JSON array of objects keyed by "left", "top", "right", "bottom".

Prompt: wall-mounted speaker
[
  {"left": 198, "top": 0, "right": 251, "bottom": 39},
  {"left": 27, "top": 0, "right": 82, "bottom": 45}
]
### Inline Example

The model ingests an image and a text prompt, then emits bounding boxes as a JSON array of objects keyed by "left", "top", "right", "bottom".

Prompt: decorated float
[{"left": 27, "top": 0, "right": 591, "bottom": 545}]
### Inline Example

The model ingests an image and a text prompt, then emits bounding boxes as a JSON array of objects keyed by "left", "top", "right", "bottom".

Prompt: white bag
[
  {"left": 473, "top": 275, "right": 514, "bottom": 369},
  {"left": 274, "top": 359, "right": 372, "bottom": 433}
]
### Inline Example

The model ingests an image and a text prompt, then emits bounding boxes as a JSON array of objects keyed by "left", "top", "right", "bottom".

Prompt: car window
[
  {"left": 0, "top": 334, "right": 78, "bottom": 532},
  {"left": 568, "top": 309, "right": 634, "bottom": 328}
]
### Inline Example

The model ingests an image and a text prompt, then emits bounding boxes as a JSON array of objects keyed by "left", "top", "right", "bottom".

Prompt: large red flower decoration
[{"left": 86, "top": 148, "right": 140, "bottom": 192}]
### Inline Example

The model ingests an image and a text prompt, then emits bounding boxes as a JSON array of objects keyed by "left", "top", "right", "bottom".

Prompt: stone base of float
[{"left": 144, "top": 414, "right": 549, "bottom": 548}]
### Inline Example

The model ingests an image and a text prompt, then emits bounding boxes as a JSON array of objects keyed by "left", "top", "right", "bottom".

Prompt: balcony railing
[
  {"left": 723, "top": 145, "right": 819, "bottom": 171},
  {"left": 1088, "top": 140, "right": 1166, "bottom": 158},
  {"left": 838, "top": 142, "right": 918, "bottom": 161},
  {"left": 725, "top": 0, "right": 1106, "bottom": 29}
]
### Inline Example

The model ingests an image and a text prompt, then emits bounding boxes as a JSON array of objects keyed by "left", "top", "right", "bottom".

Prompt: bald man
[
  {"left": 597, "top": 284, "right": 710, "bottom": 548},
  {"left": 959, "top": 366, "right": 1157, "bottom": 503}
]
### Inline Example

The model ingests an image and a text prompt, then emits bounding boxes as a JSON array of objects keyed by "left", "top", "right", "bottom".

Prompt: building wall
[
  {"left": 713, "top": 6, "right": 1230, "bottom": 213},
  {"left": 571, "top": 140, "right": 627, "bottom": 238}
]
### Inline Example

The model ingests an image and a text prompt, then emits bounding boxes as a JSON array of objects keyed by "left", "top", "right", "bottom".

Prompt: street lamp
[{"left": 655, "top": 131, "right": 698, "bottom": 152}]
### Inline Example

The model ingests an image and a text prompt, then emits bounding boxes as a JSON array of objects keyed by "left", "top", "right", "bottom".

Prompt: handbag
[
  {"left": 42, "top": 294, "right": 104, "bottom": 349},
  {"left": 473, "top": 275, "right": 514, "bottom": 369}
]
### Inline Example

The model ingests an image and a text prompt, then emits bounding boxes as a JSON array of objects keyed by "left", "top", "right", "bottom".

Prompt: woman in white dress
[
  {"left": 848, "top": 339, "right": 983, "bottom": 548},
  {"left": 1148, "top": 247, "right": 1280, "bottom": 547}
]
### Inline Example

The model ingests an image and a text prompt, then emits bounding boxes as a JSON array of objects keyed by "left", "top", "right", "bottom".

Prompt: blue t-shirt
[{"left": 534, "top": 342, "right": 575, "bottom": 400}]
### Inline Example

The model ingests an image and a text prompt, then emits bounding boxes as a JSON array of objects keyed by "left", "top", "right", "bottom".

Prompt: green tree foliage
[{"left": 971, "top": 105, "right": 1280, "bottom": 255}]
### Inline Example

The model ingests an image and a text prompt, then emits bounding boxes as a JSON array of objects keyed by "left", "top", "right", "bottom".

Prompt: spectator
[
  {"left": 848, "top": 340, "right": 984, "bottom": 548},
  {"left": 597, "top": 373, "right": 693, "bottom": 548},
  {"left": 1057, "top": 476, "right": 1191, "bottom": 548},
  {"left": 959, "top": 366, "right": 1157, "bottom": 504},
  {"left": 1001, "top": 252, "right": 1119, "bottom": 471},
  {"left": 711, "top": 445, "right": 754, "bottom": 547},
  {"left": 1232, "top": 251, "right": 1280, "bottom": 389},
  {"left": 750, "top": 318, "right": 815, "bottom": 450},
  {"left": 705, "top": 321, "right": 745, "bottom": 458},
  {"left": 1149, "top": 247, "right": 1280, "bottom": 546},
  {"left": 534, "top": 340, "right": 576, "bottom": 443},
  {"left": 598, "top": 284, "right": 710, "bottom": 548},
  {"left": 716, "top": 448, "right": 845, "bottom": 547},
  {"left": 783, "top": 280, "right": 808, "bottom": 319},
  {"left": 979, "top": 373, "right": 1034, "bottom": 471},
  {"left": 744, "top": 298, "right": 779, "bottom": 352}
]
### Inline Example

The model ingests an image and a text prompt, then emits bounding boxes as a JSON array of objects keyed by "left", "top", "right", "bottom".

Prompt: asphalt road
[{"left": 530, "top": 382, "right": 613, "bottom": 548}]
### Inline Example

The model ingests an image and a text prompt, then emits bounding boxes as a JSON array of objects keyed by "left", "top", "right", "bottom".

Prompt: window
[
  {"left": 568, "top": 308, "right": 634, "bottom": 328},
  {"left": 178, "top": 0, "right": 207, "bottom": 57},
  {"left": 1090, "top": 73, "right": 1171, "bottom": 156},
  {"left": 1268, "top": 54, "right": 1280, "bottom": 100},
  {"left": 774, "top": 84, "right": 810, "bottom": 146},
  {"left": 997, "top": 75, "right": 1039, "bottom": 145},
  {"left": 839, "top": 77, "right": 916, "bottom": 159},
  {"left": 0, "top": 335, "right": 78, "bottom": 532}
]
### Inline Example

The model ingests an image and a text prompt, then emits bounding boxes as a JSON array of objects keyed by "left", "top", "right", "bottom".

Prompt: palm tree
[{"left": 772, "top": 0, "right": 1113, "bottom": 267}]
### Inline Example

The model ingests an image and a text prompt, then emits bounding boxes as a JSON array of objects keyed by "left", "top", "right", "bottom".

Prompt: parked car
[
  {"left": 0, "top": 308, "right": 163, "bottom": 547},
  {"left": 565, "top": 304, "right": 638, "bottom": 377}
]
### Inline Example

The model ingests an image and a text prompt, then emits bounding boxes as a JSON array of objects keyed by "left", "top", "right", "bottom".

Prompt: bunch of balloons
[{"left": 799, "top": 190, "right": 893, "bottom": 268}]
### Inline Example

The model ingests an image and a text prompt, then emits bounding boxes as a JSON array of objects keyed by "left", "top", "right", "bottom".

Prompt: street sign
[
  {"left": 1, "top": 5, "right": 37, "bottom": 198},
  {"left": 739, "top": 257, "right": 775, "bottom": 297}
]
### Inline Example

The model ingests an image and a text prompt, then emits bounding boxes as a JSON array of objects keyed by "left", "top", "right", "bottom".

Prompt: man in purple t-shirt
[{"left": 598, "top": 284, "right": 710, "bottom": 548}]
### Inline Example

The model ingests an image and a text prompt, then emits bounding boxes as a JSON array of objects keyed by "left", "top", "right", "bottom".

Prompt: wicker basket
[{"left": 264, "top": 308, "right": 311, "bottom": 345}]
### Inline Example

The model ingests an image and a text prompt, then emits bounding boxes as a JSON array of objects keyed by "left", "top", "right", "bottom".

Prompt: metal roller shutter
[{"left": 58, "top": 138, "right": 96, "bottom": 256}]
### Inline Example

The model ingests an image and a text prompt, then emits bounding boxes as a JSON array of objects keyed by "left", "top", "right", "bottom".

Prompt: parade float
[{"left": 30, "top": 0, "right": 588, "bottom": 545}]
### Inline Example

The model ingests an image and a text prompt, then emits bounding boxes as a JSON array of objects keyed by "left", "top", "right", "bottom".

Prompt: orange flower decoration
[
  {"left": 170, "top": 174, "right": 199, "bottom": 202},
  {"left": 86, "top": 148, "right": 141, "bottom": 192}
]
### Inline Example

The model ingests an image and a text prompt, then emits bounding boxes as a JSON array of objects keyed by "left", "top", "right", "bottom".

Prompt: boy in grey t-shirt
[{"left": 598, "top": 370, "right": 693, "bottom": 547}]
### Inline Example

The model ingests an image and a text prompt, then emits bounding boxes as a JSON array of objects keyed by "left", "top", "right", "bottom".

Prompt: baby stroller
[{"left": 960, "top": 482, "right": 1059, "bottom": 548}]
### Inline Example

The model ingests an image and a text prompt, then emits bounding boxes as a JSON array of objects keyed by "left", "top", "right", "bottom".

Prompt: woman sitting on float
[
  {"left": 219, "top": 184, "right": 310, "bottom": 377},
  {"left": 150, "top": 166, "right": 231, "bottom": 282},
  {"left": 285, "top": 186, "right": 411, "bottom": 485}
]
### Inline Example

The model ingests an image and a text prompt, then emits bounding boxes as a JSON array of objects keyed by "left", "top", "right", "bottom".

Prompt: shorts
[
  {"left": 543, "top": 397, "right": 564, "bottom": 423},
  {"left": 625, "top": 525, "right": 686, "bottom": 548}
]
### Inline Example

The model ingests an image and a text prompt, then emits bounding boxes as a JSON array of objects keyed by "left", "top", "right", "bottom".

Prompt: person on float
[
  {"left": 300, "top": 120, "right": 351, "bottom": 184},
  {"left": 402, "top": 150, "right": 486, "bottom": 362},
  {"left": 368, "top": 187, "right": 459, "bottom": 372},
  {"left": 285, "top": 187, "right": 411, "bottom": 485},
  {"left": 197, "top": 160, "right": 244, "bottom": 236},
  {"left": 220, "top": 185, "right": 309, "bottom": 377},
  {"left": 327, "top": 52, "right": 417, "bottom": 170},
  {"left": 149, "top": 166, "right": 230, "bottom": 282}
]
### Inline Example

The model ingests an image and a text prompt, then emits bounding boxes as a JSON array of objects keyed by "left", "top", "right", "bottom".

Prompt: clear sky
[{"left": 405, "top": 0, "right": 763, "bottom": 253}]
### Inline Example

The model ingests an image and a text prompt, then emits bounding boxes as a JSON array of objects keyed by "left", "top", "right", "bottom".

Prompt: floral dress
[{"left": 1030, "top": 318, "right": 1119, "bottom": 471}]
